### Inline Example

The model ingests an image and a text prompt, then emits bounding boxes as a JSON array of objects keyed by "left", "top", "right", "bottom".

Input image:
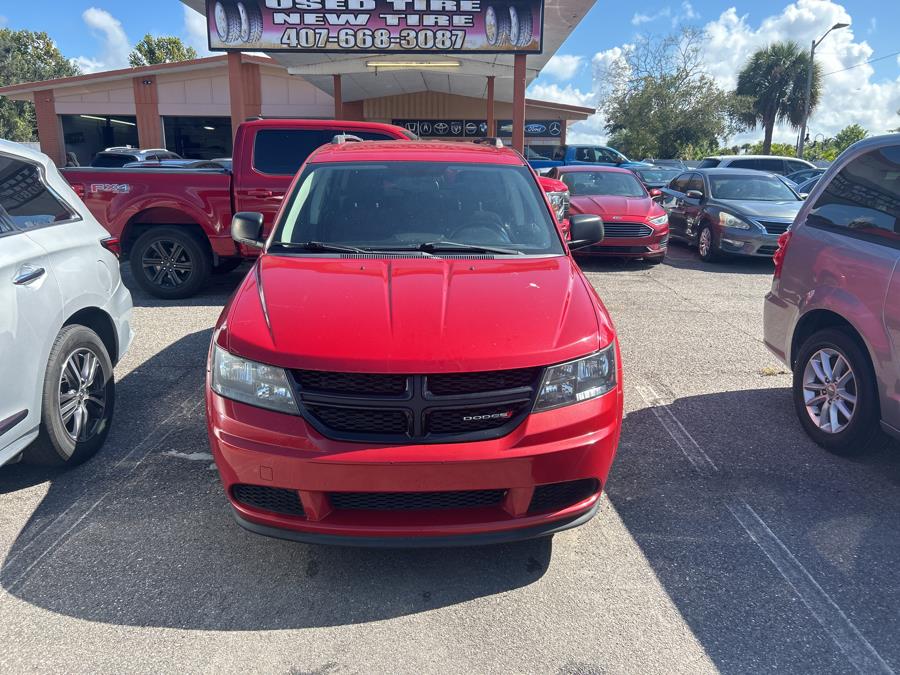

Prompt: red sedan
[{"left": 546, "top": 166, "right": 669, "bottom": 264}]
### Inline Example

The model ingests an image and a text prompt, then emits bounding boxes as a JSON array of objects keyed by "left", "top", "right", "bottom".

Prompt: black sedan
[{"left": 660, "top": 169, "right": 804, "bottom": 262}]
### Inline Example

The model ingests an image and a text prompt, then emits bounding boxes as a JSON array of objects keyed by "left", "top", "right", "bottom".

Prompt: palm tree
[{"left": 735, "top": 41, "right": 821, "bottom": 154}]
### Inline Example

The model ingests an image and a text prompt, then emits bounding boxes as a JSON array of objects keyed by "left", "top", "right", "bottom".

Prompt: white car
[{"left": 0, "top": 140, "right": 133, "bottom": 467}]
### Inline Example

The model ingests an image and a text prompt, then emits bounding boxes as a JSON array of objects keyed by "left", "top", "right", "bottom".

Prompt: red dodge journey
[{"left": 206, "top": 138, "right": 623, "bottom": 546}]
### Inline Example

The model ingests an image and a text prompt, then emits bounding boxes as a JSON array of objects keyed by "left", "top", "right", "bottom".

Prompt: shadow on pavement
[
  {"left": 123, "top": 261, "right": 250, "bottom": 309},
  {"left": 609, "top": 384, "right": 900, "bottom": 673},
  {"left": 0, "top": 329, "right": 550, "bottom": 630}
]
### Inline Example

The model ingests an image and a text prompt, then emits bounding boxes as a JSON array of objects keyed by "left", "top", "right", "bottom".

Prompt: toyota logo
[{"left": 434, "top": 122, "right": 449, "bottom": 135}]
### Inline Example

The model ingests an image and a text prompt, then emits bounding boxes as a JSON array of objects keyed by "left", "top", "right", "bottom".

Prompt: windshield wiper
[
  {"left": 415, "top": 241, "right": 523, "bottom": 256},
  {"left": 269, "top": 240, "right": 369, "bottom": 254}
]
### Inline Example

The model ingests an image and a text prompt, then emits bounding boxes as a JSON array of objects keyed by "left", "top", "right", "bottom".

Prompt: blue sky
[{"left": 2, "top": 0, "right": 899, "bottom": 143}]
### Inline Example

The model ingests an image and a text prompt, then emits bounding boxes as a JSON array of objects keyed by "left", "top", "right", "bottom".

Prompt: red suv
[{"left": 206, "top": 138, "right": 623, "bottom": 546}]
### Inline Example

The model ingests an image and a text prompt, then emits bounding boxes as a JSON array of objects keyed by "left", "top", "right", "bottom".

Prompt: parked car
[
  {"left": 795, "top": 175, "right": 821, "bottom": 196},
  {"left": 661, "top": 169, "right": 804, "bottom": 262},
  {"left": 0, "top": 140, "right": 133, "bottom": 467},
  {"left": 764, "top": 135, "right": 900, "bottom": 454},
  {"left": 697, "top": 155, "right": 816, "bottom": 176},
  {"left": 206, "top": 138, "right": 622, "bottom": 546},
  {"left": 629, "top": 166, "right": 683, "bottom": 196},
  {"left": 546, "top": 165, "right": 668, "bottom": 264},
  {"left": 63, "top": 119, "right": 416, "bottom": 299},
  {"left": 91, "top": 147, "right": 182, "bottom": 168},
  {"left": 642, "top": 158, "right": 689, "bottom": 170},
  {"left": 784, "top": 167, "right": 825, "bottom": 184},
  {"left": 526, "top": 144, "right": 651, "bottom": 173},
  {"left": 121, "top": 159, "right": 231, "bottom": 170}
]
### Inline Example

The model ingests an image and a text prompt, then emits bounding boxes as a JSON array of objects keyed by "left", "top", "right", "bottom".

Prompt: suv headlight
[
  {"left": 546, "top": 191, "right": 569, "bottom": 222},
  {"left": 211, "top": 345, "right": 298, "bottom": 414},
  {"left": 718, "top": 212, "right": 751, "bottom": 230},
  {"left": 533, "top": 345, "right": 617, "bottom": 412},
  {"left": 648, "top": 214, "right": 668, "bottom": 226}
]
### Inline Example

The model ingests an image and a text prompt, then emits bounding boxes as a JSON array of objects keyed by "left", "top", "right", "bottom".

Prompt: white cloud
[
  {"left": 183, "top": 6, "right": 213, "bottom": 57},
  {"left": 632, "top": 8, "right": 671, "bottom": 26},
  {"left": 867, "top": 17, "right": 876, "bottom": 34},
  {"left": 0, "top": 16, "right": 7, "bottom": 27},
  {"left": 632, "top": 2, "right": 697, "bottom": 28},
  {"left": 541, "top": 55, "right": 584, "bottom": 80},
  {"left": 73, "top": 8, "right": 130, "bottom": 73},
  {"left": 528, "top": 82, "right": 594, "bottom": 108}
]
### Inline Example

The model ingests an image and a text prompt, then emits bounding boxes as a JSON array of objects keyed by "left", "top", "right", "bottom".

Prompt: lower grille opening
[
  {"left": 329, "top": 489, "right": 507, "bottom": 511},
  {"left": 757, "top": 245, "right": 778, "bottom": 256},
  {"left": 307, "top": 405, "right": 410, "bottom": 435},
  {"left": 232, "top": 484, "right": 306, "bottom": 517},
  {"left": 528, "top": 479, "right": 599, "bottom": 514}
]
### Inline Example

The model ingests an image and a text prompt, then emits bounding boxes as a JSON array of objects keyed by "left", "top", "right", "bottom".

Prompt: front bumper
[
  {"left": 206, "top": 384, "right": 622, "bottom": 546},
  {"left": 574, "top": 229, "right": 668, "bottom": 259},
  {"left": 716, "top": 229, "right": 781, "bottom": 257}
]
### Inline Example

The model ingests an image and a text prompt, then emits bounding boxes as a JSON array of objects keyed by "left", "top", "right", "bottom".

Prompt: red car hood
[
  {"left": 223, "top": 255, "right": 611, "bottom": 373},
  {"left": 570, "top": 195, "right": 656, "bottom": 218}
]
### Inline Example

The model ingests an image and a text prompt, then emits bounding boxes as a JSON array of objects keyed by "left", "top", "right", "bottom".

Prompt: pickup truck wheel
[{"left": 131, "top": 228, "right": 211, "bottom": 299}]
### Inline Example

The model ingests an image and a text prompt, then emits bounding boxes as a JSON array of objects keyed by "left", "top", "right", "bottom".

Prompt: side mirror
[
  {"left": 649, "top": 188, "right": 662, "bottom": 198},
  {"left": 686, "top": 189, "right": 704, "bottom": 201},
  {"left": 799, "top": 193, "right": 809, "bottom": 200},
  {"left": 231, "top": 212, "right": 265, "bottom": 249},
  {"left": 568, "top": 214, "right": 604, "bottom": 249}
]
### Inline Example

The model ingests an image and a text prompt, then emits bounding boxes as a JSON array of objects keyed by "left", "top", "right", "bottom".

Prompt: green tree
[
  {"left": 832, "top": 124, "right": 868, "bottom": 153},
  {"left": 601, "top": 28, "right": 741, "bottom": 159},
  {"left": 735, "top": 41, "right": 821, "bottom": 155},
  {"left": 747, "top": 141, "right": 798, "bottom": 156},
  {"left": 0, "top": 29, "right": 79, "bottom": 142},
  {"left": 129, "top": 34, "right": 197, "bottom": 67}
]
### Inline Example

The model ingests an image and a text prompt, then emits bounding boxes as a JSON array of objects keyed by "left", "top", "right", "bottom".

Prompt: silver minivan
[{"left": 763, "top": 135, "right": 899, "bottom": 454}]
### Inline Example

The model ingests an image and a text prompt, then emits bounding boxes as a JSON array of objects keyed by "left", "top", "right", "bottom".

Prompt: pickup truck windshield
[{"left": 273, "top": 162, "right": 564, "bottom": 255}]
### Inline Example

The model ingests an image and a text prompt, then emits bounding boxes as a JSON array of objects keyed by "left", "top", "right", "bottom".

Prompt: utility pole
[{"left": 797, "top": 22, "right": 849, "bottom": 159}]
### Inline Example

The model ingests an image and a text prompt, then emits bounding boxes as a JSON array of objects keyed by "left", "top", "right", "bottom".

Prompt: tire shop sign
[{"left": 206, "top": 0, "right": 544, "bottom": 53}]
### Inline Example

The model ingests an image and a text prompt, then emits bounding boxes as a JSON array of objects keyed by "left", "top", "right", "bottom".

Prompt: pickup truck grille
[
  {"left": 603, "top": 222, "right": 653, "bottom": 238},
  {"left": 291, "top": 368, "right": 542, "bottom": 444}
]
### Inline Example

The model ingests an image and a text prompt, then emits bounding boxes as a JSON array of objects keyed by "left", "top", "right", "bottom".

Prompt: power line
[{"left": 823, "top": 50, "right": 900, "bottom": 76}]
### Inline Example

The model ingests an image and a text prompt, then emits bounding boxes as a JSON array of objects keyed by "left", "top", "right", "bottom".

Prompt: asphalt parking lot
[{"left": 1, "top": 243, "right": 898, "bottom": 674}]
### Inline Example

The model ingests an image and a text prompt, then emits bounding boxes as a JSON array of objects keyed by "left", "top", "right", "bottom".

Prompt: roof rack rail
[
  {"left": 331, "top": 134, "right": 364, "bottom": 145},
  {"left": 472, "top": 137, "right": 505, "bottom": 149}
]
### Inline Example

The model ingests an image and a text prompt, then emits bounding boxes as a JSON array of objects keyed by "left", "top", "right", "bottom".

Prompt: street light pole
[{"left": 797, "top": 22, "right": 849, "bottom": 159}]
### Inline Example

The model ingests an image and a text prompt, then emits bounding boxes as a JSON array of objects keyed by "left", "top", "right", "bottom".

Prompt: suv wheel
[
  {"left": 24, "top": 325, "right": 115, "bottom": 467},
  {"left": 793, "top": 328, "right": 880, "bottom": 454},
  {"left": 130, "top": 227, "right": 211, "bottom": 299},
  {"left": 697, "top": 225, "right": 718, "bottom": 262}
]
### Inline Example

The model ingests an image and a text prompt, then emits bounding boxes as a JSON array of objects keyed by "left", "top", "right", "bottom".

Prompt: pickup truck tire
[
  {"left": 236, "top": 1, "right": 263, "bottom": 43},
  {"left": 130, "top": 228, "right": 211, "bottom": 299},
  {"left": 25, "top": 325, "right": 115, "bottom": 467},
  {"left": 213, "top": 0, "right": 241, "bottom": 43}
]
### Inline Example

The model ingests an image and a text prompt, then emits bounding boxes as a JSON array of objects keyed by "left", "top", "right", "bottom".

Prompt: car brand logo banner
[
  {"left": 394, "top": 119, "right": 488, "bottom": 137},
  {"left": 496, "top": 119, "right": 561, "bottom": 137},
  {"left": 206, "top": 0, "right": 544, "bottom": 53}
]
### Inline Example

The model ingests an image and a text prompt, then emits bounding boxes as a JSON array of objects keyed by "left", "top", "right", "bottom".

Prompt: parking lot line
[{"left": 728, "top": 499, "right": 894, "bottom": 675}]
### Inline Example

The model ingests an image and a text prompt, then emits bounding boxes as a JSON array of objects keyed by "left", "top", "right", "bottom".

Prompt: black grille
[
  {"left": 427, "top": 368, "right": 540, "bottom": 396},
  {"left": 528, "top": 479, "right": 599, "bottom": 514},
  {"left": 757, "top": 220, "right": 791, "bottom": 235},
  {"left": 232, "top": 484, "right": 306, "bottom": 517},
  {"left": 293, "top": 369, "right": 540, "bottom": 444},
  {"left": 757, "top": 245, "right": 778, "bottom": 256},
  {"left": 581, "top": 245, "right": 648, "bottom": 254},
  {"left": 295, "top": 370, "right": 408, "bottom": 396},
  {"left": 329, "top": 489, "right": 506, "bottom": 511},
  {"left": 307, "top": 405, "right": 410, "bottom": 434},
  {"left": 603, "top": 222, "right": 653, "bottom": 238},
  {"left": 427, "top": 401, "right": 531, "bottom": 434}
]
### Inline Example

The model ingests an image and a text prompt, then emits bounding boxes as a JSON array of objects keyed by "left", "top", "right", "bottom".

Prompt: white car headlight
[
  {"left": 211, "top": 345, "right": 298, "bottom": 414},
  {"left": 718, "top": 212, "right": 751, "bottom": 230},
  {"left": 648, "top": 214, "right": 668, "bottom": 226},
  {"left": 533, "top": 345, "right": 617, "bottom": 412}
]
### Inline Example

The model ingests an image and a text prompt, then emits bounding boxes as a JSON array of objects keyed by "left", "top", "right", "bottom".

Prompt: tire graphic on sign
[
  {"left": 215, "top": 0, "right": 263, "bottom": 45},
  {"left": 512, "top": 5, "right": 533, "bottom": 47},
  {"left": 485, "top": 5, "right": 511, "bottom": 47},
  {"left": 237, "top": 1, "right": 263, "bottom": 43},
  {"left": 214, "top": 1, "right": 241, "bottom": 43}
]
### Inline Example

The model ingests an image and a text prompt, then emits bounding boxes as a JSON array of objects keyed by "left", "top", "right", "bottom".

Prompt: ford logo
[{"left": 525, "top": 124, "right": 547, "bottom": 133}]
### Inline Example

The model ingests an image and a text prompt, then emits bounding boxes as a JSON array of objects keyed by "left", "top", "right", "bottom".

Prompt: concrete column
[
  {"left": 132, "top": 76, "right": 162, "bottom": 149},
  {"left": 486, "top": 76, "right": 495, "bottom": 138},
  {"left": 333, "top": 74, "right": 343, "bottom": 120},
  {"left": 512, "top": 54, "right": 526, "bottom": 153},
  {"left": 560, "top": 120, "right": 567, "bottom": 145},
  {"left": 33, "top": 90, "right": 64, "bottom": 166},
  {"left": 228, "top": 52, "right": 246, "bottom": 139}
]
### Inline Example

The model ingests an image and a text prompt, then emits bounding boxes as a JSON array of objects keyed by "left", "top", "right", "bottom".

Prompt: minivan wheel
[
  {"left": 130, "top": 227, "right": 211, "bottom": 299},
  {"left": 697, "top": 225, "right": 718, "bottom": 262},
  {"left": 24, "top": 325, "right": 115, "bottom": 467},
  {"left": 792, "top": 328, "right": 880, "bottom": 455}
]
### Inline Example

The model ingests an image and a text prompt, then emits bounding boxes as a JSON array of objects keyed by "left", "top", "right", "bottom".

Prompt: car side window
[
  {"left": 729, "top": 159, "right": 759, "bottom": 170},
  {"left": 757, "top": 158, "right": 786, "bottom": 173},
  {"left": 786, "top": 160, "right": 809, "bottom": 174},
  {"left": 253, "top": 129, "right": 337, "bottom": 175},
  {"left": 670, "top": 173, "right": 691, "bottom": 192},
  {"left": 0, "top": 155, "right": 76, "bottom": 231},
  {"left": 686, "top": 174, "right": 704, "bottom": 194},
  {"left": 596, "top": 147, "right": 620, "bottom": 163},
  {"left": 807, "top": 145, "right": 900, "bottom": 249}
]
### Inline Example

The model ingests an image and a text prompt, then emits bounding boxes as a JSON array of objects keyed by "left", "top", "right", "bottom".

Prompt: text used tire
[
  {"left": 792, "top": 328, "right": 880, "bottom": 455},
  {"left": 236, "top": 1, "right": 263, "bottom": 43},
  {"left": 213, "top": 1, "right": 241, "bottom": 43},
  {"left": 24, "top": 325, "right": 115, "bottom": 467},
  {"left": 130, "top": 227, "right": 211, "bottom": 299},
  {"left": 697, "top": 225, "right": 719, "bottom": 262},
  {"left": 485, "top": 5, "right": 511, "bottom": 47}
]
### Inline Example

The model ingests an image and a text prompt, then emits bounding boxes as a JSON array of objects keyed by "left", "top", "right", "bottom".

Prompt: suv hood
[
  {"left": 224, "top": 255, "right": 611, "bottom": 373},
  {"left": 570, "top": 195, "right": 655, "bottom": 218},
  {"left": 714, "top": 199, "right": 803, "bottom": 220}
]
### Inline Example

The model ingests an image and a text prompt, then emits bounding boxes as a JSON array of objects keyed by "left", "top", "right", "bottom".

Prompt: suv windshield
[
  {"left": 561, "top": 171, "right": 646, "bottom": 198},
  {"left": 709, "top": 174, "right": 800, "bottom": 202},
  {"left": 272, "top": 161, "right": 564, "bottom": 255}
]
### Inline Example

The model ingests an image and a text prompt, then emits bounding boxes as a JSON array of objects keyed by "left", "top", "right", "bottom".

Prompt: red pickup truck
[{"left": 63, "top": 119, "right": 414, "bottom": 298}]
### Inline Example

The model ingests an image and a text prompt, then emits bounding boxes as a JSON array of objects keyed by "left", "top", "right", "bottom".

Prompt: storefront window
[
  {"left": 60, "top": 114, "right": 139, "bottom": 166},
  {"left": 163, "top": 117, "right": 232, "bottom": 160}
]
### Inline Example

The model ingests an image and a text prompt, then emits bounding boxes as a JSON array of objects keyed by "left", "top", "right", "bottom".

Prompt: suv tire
[
  {"left": 792, "top": 328, "right": 880, "bottom": 455},
  {"left": 130, "top": 227, "right": 211, "bottom": 299},
  {"left": 25, "top": 325, "right": 115, "bottom": 467}
]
